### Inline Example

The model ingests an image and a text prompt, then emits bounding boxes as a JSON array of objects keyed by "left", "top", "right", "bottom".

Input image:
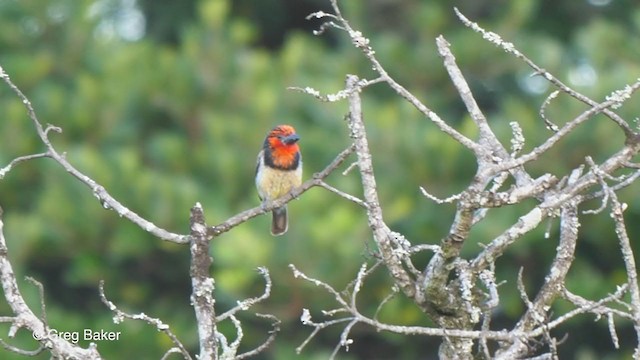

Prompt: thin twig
[
  {"left": 218, "top": 267, "right": 273, "bottom": 322},
  {"left": 454, "top": 8, "right": 636, "bottom": 138},
  {"left": 0, "top": 338, "right": 44, "bottom": 356},
  {"left": 99, "top": 281, "right": 191, "bottom": 360},
  {"left": 539, "top": 90, "right": 561, "bottom": 132},
  {"left": 0, "top": 66, "right": 188, "bottom": 244},
  {"left": 562, "top": 286, "right": 632, "bottom": 321},
  {"left": 0, "top": 204, "right": 101, "bottom": 358},
  {"left": 534, "top": 285, "right": 629, "bottom": 337},
  {"left": 316, "top": 1, "right": 481, "bottom": 154},
  {"left": 24, "top": 277, "right": 47, "bottom": 327},
  {"left": 287, "top": 77, "right": 384, "bottom": 102},
  {"left": 236, "top": 314, "right": 281, "bottom": 360},
  {"left": 0, "top": 153, "right": 49, "bottom": 179},
  {"left": 318, "top": 181, "right": 367, "bottom": 208},
  {"left": 608, "top": 187, "right": 640, "bottom": 357}
]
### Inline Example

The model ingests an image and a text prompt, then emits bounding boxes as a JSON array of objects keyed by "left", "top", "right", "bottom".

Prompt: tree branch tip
[
  {"left": 287, "top": 85, "right": 351, "bottom": 102},
  {"left": 453, "top": 7, "right": 467, "bottom": 20},
  {"left": 24, "top": 276, "right": 44, "bottom": 291},
  {"left": 305, "top": 10, "right": 335, "bottom": 21},
  {"left": 341, "top": 161, "right": 358, "bottom": 176},
  {"left": 287, "top": 85, "right": 320, "bottom": 96},
  {"left": 419, "top": 186, "right": 459, "bottom": 204},
  {"left": 300, "top": 308, "right": 312, "bottom": 322},
  {"left": 44, "top": 124, "right": 62, "bottom": 135},
  {"left": 255, "top": 312, "right": 280, "bottom": 321},
  {"left": 305, "top": 11, "right": 323, "bottom": 20},
  {"left": 288, "top": 263, "right": 299, "bottom": 274},
  {"left": 435, "top": 35, "right": 450, "bottom": 47}
]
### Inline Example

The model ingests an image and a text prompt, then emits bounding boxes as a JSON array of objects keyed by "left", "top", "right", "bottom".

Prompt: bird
[{"left": 255, "top": 124, "right": 302, "bottom": 236}]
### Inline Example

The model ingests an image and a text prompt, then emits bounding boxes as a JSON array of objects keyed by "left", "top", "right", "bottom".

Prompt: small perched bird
[{"left": 255, "top": 125, "right": 302, "bottom": 236}]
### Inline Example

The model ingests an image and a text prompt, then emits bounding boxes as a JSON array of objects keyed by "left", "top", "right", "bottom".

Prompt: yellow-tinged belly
[{"left": 256, "top": 165, "right": 302, "bottom": 201}]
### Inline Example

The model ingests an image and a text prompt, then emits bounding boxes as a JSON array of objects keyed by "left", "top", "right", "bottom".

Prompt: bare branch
[
  {"left": 435, "top": 35, "right": 500, "bottom": 160},
  {"left": 331, "top": 319, "right": 357, "bottom": 359},
  {"left": 539, "top": 285, "right": 629, "bottom": 337},
  {"left": 290, "top": 3, "right": 640, "bottom": 358},
  {"left": 218, "top": 267, "right": 272, "bottom": 322},
  {"left": 318, "top": 181, "right": 367, "bottom": 208},
  {"left": 479, "top": 264, "right": 499, "bottom": 358},
  {"left": 0, "top": 337, "right": 43, "bottom": 357},
  {"left": 0, "top": 65, "right": 188, "bottom": 244},
  {"left": 492, "top": 90, "right": 640, "bottom": 176},
  {"left": 189, "top": 203, "right": 217, "bottom": 359},
  {"left": 228, "top": 315, "right": 243, "bottom": 357},
  {"left": 496, "top": 201, "right": 580, "bottom": 356},
  {"left": 455, "top": 260, "right": 481, "bottom": 324},
  {"left": 287, "top": 77, "right": 384, "bottom": 102},
  {"left": 296, "top": 309, "right": 353, "bottom": 354},
  {"left": 419, "top": 185, "right": 462, "bottom": 204},
  {"left": 0, "top": 205, "right": 102, "bottom": 359},
  {"left": 454, "top": 8, "right": 637, "bottom": 138},
  {"left": 373, "top": 286, "right": 399, "bottom": 322},
  {"left": 290, "top": 264, "right": 348, "bottom": 309},
  {"left": 291, "top": 261, "right": 521, "bottom": 345},
  {"left": 539, "top": 90, "right": 561, "bottom": 132},
  {"left": 236, "top": 314, "right": 281, "bottom": 360},
  {"left": 562, "top": 286, "right": 632, "bottom": 321},
  {"left": 0, "top": 153, "right": 49, "bottom": 179},
  {"left": 608, "top": 313, "right": 620, "bottom": 349},
  {"left": 161, "top": 348, "right": 186, "bottom": 360},
  {"left": 509, "top": 121, "right": 525, "bottom": 156},
  {"left": 3, "top": 1, "right": 640, "bottom": 358},
  {"left": 99, "top": 281, "right": 191, "bottom": 360},
  {"left": 344, "top": 74, "right": 417, "bottom": 300},
  {"left": 24, "top": 277, "right": 47, "bottom": 327},
  {"left": 608, "top": 183, "right": 640, "bottom": 357},
  {"left": 319, "top": 1, "right": 481, "bottom": 154}
]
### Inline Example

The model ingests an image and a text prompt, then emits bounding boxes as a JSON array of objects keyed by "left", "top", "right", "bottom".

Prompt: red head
[{"left": 263, "top": 125, "right": 300, "bottom": 170}]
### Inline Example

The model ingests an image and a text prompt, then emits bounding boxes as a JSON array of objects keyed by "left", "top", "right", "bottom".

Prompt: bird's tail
[{"left": 271, "top": 206, "right": 288, "bottom": 236}]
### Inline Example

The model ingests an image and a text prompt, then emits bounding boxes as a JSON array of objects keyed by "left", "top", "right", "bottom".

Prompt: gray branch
[
  {"left": 292, "top": 2, "right": 640, "bottom": 359},
  {"left": 189, "top": 203, "right": 218, "bottom": 359},
  {"left": 0, "top": 206, "right": 102, "bottom": 359}
]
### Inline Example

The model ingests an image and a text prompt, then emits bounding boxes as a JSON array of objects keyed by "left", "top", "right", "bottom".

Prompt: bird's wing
[{"left": 255, "top": 149, "right": 264, "bottom": 200}]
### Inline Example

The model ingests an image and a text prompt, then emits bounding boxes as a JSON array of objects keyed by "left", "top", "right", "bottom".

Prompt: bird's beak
[{"left": 282, "top": 134, "right": 300, "bottom": 145}]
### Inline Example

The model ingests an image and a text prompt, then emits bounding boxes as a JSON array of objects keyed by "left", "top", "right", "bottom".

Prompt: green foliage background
[{"left": 0, "top": 0, "right": 639, "bottom": 358}]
